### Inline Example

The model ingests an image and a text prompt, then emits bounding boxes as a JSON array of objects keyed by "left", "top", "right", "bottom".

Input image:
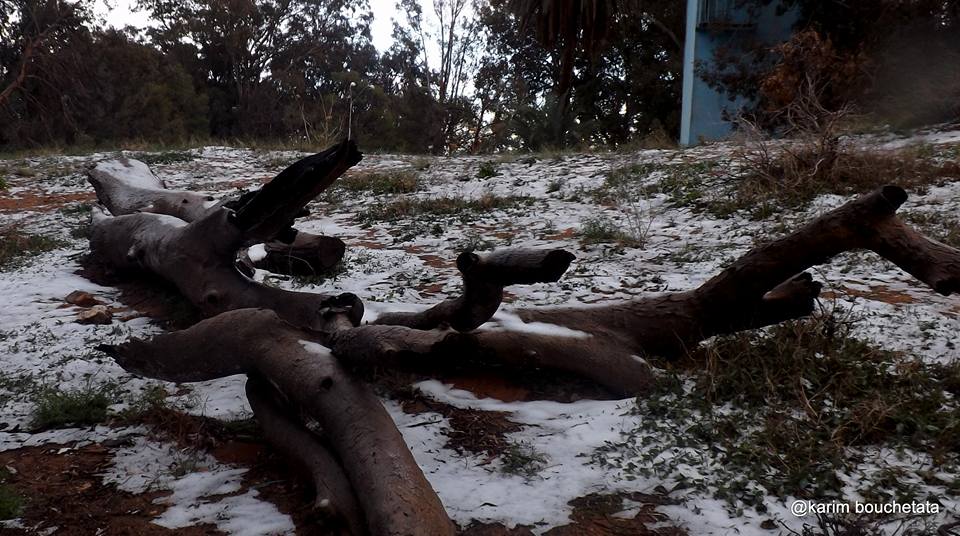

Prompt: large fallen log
[
  {"left": 87, "top": 142, "right": 960, "bottom": 534},
  {"left": 102, "top": 310, "right": 453, "bottom": 536},
  {"left": 89, "top": 156, "right": 347, "bottom": 276}
]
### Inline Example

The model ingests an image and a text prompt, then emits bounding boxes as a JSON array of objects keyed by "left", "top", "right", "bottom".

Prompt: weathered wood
[
  {"left": 102, "top": 309, "right": 455, "bottom": 536},
  {"left": 374, "top": 248, "right": 575, "bottom": 332},
  {"left": 88, "top": 158, "right": 219, "bottom": 221},
  {"left": 89, "top": 206, "right": 361, "bottom": 333},
  {"left": 246, "top": 233, "right": 347, "bottom": 276},
  {"left": 231, "top": 140, "right": 362, "bottom": 241},
  {"left": 245, "top": 376, "right": 366, "bottom": 536},
  {"left": 89, "top": 157, "right": 347, "bottom": 276}
]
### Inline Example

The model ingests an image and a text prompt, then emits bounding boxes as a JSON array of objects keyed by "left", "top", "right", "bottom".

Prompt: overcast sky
[{"left": 93, "top": 0, "right": 401, "bottom": 52}]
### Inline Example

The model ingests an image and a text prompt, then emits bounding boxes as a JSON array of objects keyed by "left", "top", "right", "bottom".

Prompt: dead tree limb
[
  {"left": 89, "top": 157, "right": 346, "bottom": 275},
  {"left": 245, "top": 376, "right": 366, "bottom": 536},
  {"left": 88, "top": 158, "right": 219, "bottom": 221},
  {"left": 101, "top": 309, "right": 454, "bottom": 536},
  {"left": 374, "top": 249, "right": 575, "bottom": 331}
]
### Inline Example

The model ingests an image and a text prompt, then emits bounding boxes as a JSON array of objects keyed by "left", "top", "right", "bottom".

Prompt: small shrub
[
  {"left": 500, "top": 442, "right": 548, "bottom": 478},
  {"left": 734, "top": 143, "right": 960, "bottom": 216},
  {"left": 477, "top": 161, "right": 500, "bottom": 179},
  {"left": 0, "top": 468, "right": 22, "bottom": 520},
  {"left": 0, "top": 228, "right": 67, "bottom": 271},
  {"left": 457, "top": 231, "right": 496, "bottom": 252},
  {"left": 338, "top": 170, "right": 420, "bottom": 195},
  {"left": 30, "top": 384, "right": 114, "bottom": 430},
  {"left": 579, "top": 216, "right": 643, "bottom": 247}
]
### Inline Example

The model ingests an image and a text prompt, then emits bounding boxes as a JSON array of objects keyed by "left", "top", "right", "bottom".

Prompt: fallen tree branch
[
  {"left": 89, "top": 157, "right": 346, "bottom": 276},
  {"left": 87, "top": 137, "right": 960, "bottom": 535},
  {"left": 374, "top": 248, "right": 575, "bottom": 331},
  {"left": 101, "top": 309, "right": 454, "bottom": 536},
  {"left": 245, "top": 375, "right": 366, "bottom": 536}
]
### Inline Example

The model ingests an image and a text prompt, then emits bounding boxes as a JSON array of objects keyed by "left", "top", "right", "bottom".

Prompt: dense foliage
[
  {"left": 702, "top": 0, "right": 960, "bottom": 129},
  {"left": 1, "top": 0, "right": 958, "bottom": 152}
]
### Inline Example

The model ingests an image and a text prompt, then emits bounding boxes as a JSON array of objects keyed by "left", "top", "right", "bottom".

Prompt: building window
[{"left": 697, "top": 0, "right": 755, "bottom": 30}]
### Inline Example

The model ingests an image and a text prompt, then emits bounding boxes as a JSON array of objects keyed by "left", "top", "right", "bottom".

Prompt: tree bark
[
  {"left": 102, "top": 309, "right": 455, "bottom": 536},
  {"left": 89, "top": 157, "right": 346, "bottom": 275},
  {"left": 245, "top": 375, "right": 366, "bottom": 535}
]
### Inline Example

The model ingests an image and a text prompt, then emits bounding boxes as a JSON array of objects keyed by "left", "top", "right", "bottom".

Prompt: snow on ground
[{"left": 1, "top": 128, "right": 959, "bottom": 534}]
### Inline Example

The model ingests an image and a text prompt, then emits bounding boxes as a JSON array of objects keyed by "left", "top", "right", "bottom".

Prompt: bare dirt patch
[
  {"left": 0, "top": 191, "right": 95, "bottom": 213},
  {"left": 397, "top": 387, "right": 521, "bottom": 458},
  {"left": 0, "top": 443, "right": 223, "bottom": 535},
  {"left": 823, "top": 284, "right": 917, "bottom": 304}
]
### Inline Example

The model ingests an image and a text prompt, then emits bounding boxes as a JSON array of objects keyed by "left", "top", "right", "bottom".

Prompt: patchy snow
[
  {"left": 105, "top": 436, "right": 295, "bottom": 534},
  {"left": 1, "top": 126, "right": 959, "bottom": 534}
]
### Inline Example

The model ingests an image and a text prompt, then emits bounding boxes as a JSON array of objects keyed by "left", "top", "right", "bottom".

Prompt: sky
[{"left": 93, "top": 0, "right": 401, "bottom": 52}]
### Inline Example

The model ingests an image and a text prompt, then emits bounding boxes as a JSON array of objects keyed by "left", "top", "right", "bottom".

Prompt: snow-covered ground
[{"left": 1, "top": 128, "right": 959, "bottom": 534}]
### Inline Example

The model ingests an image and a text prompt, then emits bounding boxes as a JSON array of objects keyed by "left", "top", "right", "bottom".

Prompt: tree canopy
[{"left": 1, "top": 0, "right": 957, "bottom": 151}]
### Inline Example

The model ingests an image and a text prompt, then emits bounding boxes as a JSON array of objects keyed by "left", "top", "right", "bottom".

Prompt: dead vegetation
[
  {"left": 357, "top": 193, "right": 534, "bottom": 224},
  {"left": 0, "top": 227, "right": 66, "bottom": 271},
  {"left": 730, "top": 82, "right": 960, "bottom": 218},
  {"left": 597, "top": 312, "right": 960, "bottom": 518}
]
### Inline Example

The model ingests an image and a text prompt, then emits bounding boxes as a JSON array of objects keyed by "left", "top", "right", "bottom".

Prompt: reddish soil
[
  {"left": 543, "top": 228, "right": 577, "bottom": 240},
  {"left": 0, "top": 191, "right": 95, "bottom": 213},
  {"left": 822, "top": 284, "right": 917, "bottom": 305},
  {"left": 0, "top": 443, "right": 223, "bottom": 536},
  {"left": 396, "top": 388, "right": 522, "bottom": 458}
]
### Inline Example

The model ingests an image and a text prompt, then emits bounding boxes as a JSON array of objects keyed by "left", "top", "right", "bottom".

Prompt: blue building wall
[{"left": 680, "top": 0, "right": 796, "bottom": 146}]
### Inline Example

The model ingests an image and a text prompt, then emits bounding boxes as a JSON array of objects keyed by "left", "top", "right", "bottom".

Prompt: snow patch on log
[
  {"left": 94, "top": 159, "right": 164, "bottom": 190},
  {"left": 155, "top": 214, "right": 188, "bottom": 228},
  {"left": 480, "top": 310, "right": 592, "bottom": 339},
  {"left": 247, "top": 243, "right": 268, "bottom": 262},
  {"left": 299, "top": 339, "right": 332, "bottom": 356}
]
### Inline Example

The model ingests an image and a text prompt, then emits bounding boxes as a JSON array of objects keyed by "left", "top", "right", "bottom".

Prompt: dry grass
[
  {"left": 596, "top": 313, "right": 960, "bottom": 510},
  {"left": 734, "top": 142, "right": 960, "bottom": 216},
  {"left": 357, "top": 194, "right": 532, "bottom": 224},
  {"left": 0, "top": 228, "right": 67, "bottom": 271}
]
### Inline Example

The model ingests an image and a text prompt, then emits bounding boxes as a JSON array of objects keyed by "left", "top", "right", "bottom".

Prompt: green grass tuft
[
  {"left": 30, "top": 384, "right": 114, "bottom": 431},
  {"left": 579, "top": 216, "right": 644, "bottom": 247},
  {"left": 476, "top": 161, "right": 500, "bottom": 179},
  {"left": 0, "top": 468, "right": 22, "bottom": 520},
  {"left": 357, "top": 194, "right": 532, "bottom": 225},
  {"left": 500, "top": 442, "right": 548, "bottom": 478},
  {"left": 595, "top": 314, "right": 960, "bottom": 512},
  {"left": 0, "top": 228, "right": 67, "bottom": 271},
  {"left": 338, "top": 170, "right": 420, "bottom": 195}
]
